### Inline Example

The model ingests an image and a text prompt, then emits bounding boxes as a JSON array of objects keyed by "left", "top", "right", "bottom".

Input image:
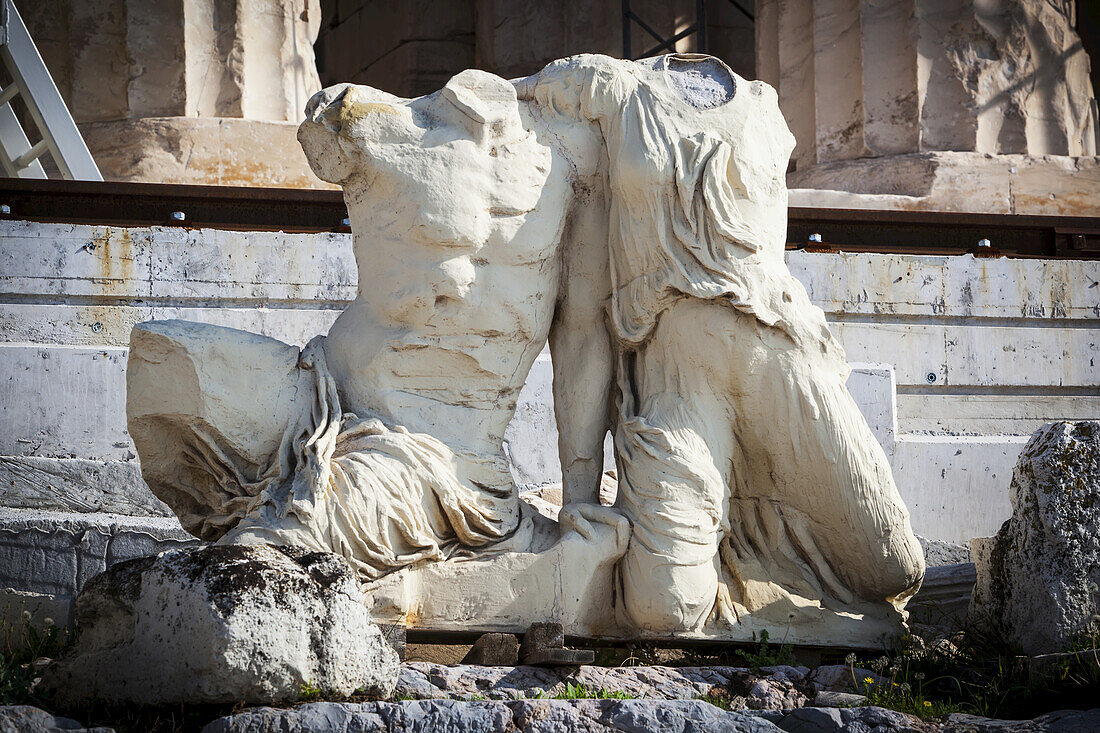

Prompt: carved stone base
[
  {"left": 79, "top": 117, "right": 337, "bottom": 189},
  {"left": 789, "top": 152, "right": 1100, "bottom": 216},
  {"left": 360, "top": 505, "right": 909, "bottom": 650}
]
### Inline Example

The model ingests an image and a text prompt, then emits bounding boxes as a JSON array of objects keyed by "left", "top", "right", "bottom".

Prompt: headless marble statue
[
  {"left": 520, "top": 54, "right": 924, "bottom": 635},
  {"left": 128, "top": 68, "right": 625, "bottom": 579},
  {"left": 126, "top": 55, "right": 925, "bottom": 647}
]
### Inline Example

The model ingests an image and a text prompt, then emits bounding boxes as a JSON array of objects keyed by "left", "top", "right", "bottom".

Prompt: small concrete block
[
  {"left": 519, "top": 622, "right": 594, "bottom": 666},
  {"left": 462, "top": 633, "right": 520, "bottom": 666}
]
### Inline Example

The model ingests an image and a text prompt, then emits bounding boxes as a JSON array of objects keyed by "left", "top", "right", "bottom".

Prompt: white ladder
[{"left": 0, "top": 0, "right": 101, "bottom": 180}]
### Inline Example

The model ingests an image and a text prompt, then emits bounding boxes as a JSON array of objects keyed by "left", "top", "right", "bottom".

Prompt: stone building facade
[
  {"left": 757, "top": 0, "right": 1100, "bottom": 215},
  {"left": 312, "top": 0, "right": 1099, "bottom": 215}
]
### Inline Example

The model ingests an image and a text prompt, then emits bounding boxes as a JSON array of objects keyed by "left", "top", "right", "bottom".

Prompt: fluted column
[
  {"left": 22, "top": 0, "right": 328, "bottom": 187},
  {"left": 757, "top": 0, "right": 1099, "bottom": 214}
]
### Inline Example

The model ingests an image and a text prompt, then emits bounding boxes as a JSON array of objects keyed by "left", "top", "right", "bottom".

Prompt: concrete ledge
[
  {"left": 0, "top": 456, "right": 166, "bottom": 516},
  {"left": 0, "top": 508, "right": 198, "bottom": 628}
]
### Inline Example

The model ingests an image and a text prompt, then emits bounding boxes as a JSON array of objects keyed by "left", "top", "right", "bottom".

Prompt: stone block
[
  {"left": 461, "top": 633, "right": 520, "bottom": 666},
  {"left": 0, "top": 457, "right": 164, "bottom": 517},
  {"left": 0, "top": 509, "right": 197, "bottom": 628},
  {"left": 0, "top": 345, "right": 130, "bottom": 462},
  {"left": 906, "top": 562, "right": 976, "bottom": 631},
  {"left": 788, "top": 152, "right": 1100, "bottom": 216},
  {"left": 43, "top": 544, "right": 399, "bottom": 706},
  {"left": 969, "top": 421, "right": 1100, "bottom": 655},
  {"left": 79, "top": 117, "right": 336, "bottom": 188}
]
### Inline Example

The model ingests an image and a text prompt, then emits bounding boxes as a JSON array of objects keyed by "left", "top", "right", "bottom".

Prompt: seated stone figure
[
  {"left": 518, "top": 53, "right": 925, "bottom": 636},
  {"left": 127, "top": 69, "right": 627, "bottom": 609}
]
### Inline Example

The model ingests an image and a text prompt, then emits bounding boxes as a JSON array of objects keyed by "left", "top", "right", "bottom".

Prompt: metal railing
[{"left": 622, "top": 0, "right": 708, "bottom": 59}]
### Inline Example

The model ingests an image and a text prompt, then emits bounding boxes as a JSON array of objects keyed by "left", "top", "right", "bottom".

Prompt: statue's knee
[
  {"left": 865, "top": 530, "right": 926, "bottom": 599},
  {"left": 620, "top": 550, "right": 717, "bottom": 632}
]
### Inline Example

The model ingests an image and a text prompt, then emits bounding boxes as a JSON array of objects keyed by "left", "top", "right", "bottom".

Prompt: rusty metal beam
[
  {"left": 0, "top": 178, "right": 350, "bottom": 232},
  {"left": 0, "top": 178, "right": 1097, "bottom": 258}
]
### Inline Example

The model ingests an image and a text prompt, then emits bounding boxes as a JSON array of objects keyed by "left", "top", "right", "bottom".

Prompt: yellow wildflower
[
  {"left": 923, "top": 701, "right": 932, "bottom": 708},
  {"left": 863, "top": 677, "right": 874, "bottom": 684}
]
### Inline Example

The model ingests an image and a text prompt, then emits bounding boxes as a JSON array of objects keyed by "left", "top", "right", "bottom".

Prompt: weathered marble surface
[
  {"left": 970, "top": 421, "right": 1100, "bottom": 656},
  {"left": 789, "top": 153, "right": 1100, "bottom": 217},
  {"left": 5, "top": 218, "right": 1095, "bottom": 545}
]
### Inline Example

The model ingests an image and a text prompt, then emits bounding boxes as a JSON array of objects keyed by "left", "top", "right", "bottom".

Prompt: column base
[
  {"left": 79, "top": 117, "right": 337, "bottom": 189},
  {"left": 789, "top": 152, "right": 1100, "bottom": 216}
]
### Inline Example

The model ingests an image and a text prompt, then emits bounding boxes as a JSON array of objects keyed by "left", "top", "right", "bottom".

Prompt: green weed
[
  {"left": 1, "top": 606, "right": 69, "bottom": 707},
  {"left": 733, "top": 629, "right": 794, "bottom": 669}
]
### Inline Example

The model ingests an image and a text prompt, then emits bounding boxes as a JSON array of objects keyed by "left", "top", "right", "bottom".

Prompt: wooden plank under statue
[{"left": 125, "top": 53, "right": 926, "bottom": 649}]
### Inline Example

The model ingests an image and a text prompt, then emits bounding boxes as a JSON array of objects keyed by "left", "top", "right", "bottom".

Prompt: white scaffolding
[{"left": 0, "top": 0, "right": 101, "bottom": 180}]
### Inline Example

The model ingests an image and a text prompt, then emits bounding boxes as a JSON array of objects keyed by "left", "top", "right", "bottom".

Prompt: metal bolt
[
  {"left": 926, "top": 372, "right": 937, "bottom": 384},
  {"left": 91, "top": 321, "right": 103, "bottom": 333},
  {"left": 808, "top": 233, "right": 823, "bottom": 243},
  {"left": 169, "top": 211, "right": 186, "bottom": 222},
  {"left": 0, "top": 204, "right": 10, "bottom": 215},
  {"left": 977, "top": 238, "right": 991, "bottom": 248}
]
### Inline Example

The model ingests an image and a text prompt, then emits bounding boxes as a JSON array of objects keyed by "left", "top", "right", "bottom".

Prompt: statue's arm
[
  {"left": 520, "top": 54, "right": 621, "bottom": 509},
  {"left": 549, "top": 176, "right": 614, "bottom": 508}
]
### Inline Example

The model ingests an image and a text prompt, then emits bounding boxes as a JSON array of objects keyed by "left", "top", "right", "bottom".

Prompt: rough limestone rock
[
  {"left": 200, "top": 699, "right": 782, "bottom": 733},
  {"left": 42, "top": 544, "right": 398, "bottom": 705},
  {"left": 778, "top": 705, "right": 930, "bottom": 732},
  {"left": 0, "top": 706, "right": 112, "bottom": 733},
  {"left": 942, "top": 709, "right": 1100, "bottom": 732},
  {"left": 970, "top": 421, "right": 1100, "bottom": 655},
  {"left": 394, "top": 663, "right": 812, "bottom": 708}
]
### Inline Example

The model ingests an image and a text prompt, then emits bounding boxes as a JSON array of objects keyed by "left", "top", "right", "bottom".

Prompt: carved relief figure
[
  {"left": 126, "top": 54, "right": 924, "bottom": 645},
  {"left": 128, "top": 69, "right": 624, "bottom": 582}
]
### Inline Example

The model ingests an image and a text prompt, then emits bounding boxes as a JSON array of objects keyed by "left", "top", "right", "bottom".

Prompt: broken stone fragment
[
  {"left": 42, "top": 544, "right": 399, "bottom": 705},
  {"left": 970, "top": 421, "right": 1100, "bottom": 656},
  {"left": 520, "top": 621, "right": 595, "bottom": 666},
  {"left": 462, "top": 633, "right": 520, "bottom": 666}
]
